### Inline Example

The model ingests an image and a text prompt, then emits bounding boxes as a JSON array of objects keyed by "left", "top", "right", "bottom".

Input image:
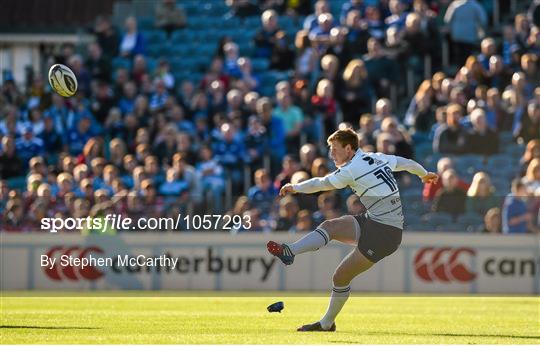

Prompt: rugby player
[{"left": 267, "top": 128, "right": 438, "bottom": 331}]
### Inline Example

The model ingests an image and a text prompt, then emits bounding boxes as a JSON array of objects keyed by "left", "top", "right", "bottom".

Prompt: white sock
[
  {"left": 319, "top": 285, "right": 351, "bottom": 329},
  {"left": 287, "top": 228, "right": 330, "bottom": 255}
]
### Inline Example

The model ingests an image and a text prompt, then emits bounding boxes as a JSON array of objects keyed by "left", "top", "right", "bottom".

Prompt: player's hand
[
  {"left": 279, "top": 183, "right": 296, "bottom": 197},
  {"left": 421, "top": 172, "right": 439, "bottom": 184}
]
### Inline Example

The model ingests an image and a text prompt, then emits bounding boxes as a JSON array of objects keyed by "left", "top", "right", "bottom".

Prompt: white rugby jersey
[{"left": 327, "top": 150, "right": 403, "bottom": 229}]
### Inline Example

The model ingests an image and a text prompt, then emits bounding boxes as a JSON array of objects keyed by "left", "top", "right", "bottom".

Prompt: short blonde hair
[
  {"left": 316, "top": 78, "right": 333, "bottom": 97},
  {"left": 526, "top": 158, "right": 540, "bottom": 182},
  {"left": 467, "top": 172, "right": 494, "bottom": 197},
  {"left": 327, "top": 128, "right": 359, "bottom": 151},
  {"left": 342, "top": 59, "right": 367, "bottom": 82}
]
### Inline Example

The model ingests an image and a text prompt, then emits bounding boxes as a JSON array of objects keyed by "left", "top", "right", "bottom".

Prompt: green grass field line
[{"left": 1, "top": 294, "right": 539, "bottom": 344}]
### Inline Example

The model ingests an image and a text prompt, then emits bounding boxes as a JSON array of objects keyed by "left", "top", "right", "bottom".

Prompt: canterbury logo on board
[
  {"left": 414, "top": 247, "right": 477, "bottom": 283},
  {"left": 43, "top": 246, "right": 104, "bottom": 281}
]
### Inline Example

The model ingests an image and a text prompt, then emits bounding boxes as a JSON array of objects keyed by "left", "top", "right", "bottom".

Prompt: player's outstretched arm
[
  {"left": 393, "top": 156, "right": 438, "bottom": 184},
  {"left": 279, "top": 176, "right": 335, "bottom": 196}
]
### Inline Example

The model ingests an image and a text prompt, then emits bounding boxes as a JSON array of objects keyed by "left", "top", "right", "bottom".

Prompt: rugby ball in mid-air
[{"left": 48, "top": 64, "right": 78, "bottom": 97}]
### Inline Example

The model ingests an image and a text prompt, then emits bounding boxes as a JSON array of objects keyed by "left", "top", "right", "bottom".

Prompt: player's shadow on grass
[
  {"left": 1, "top": 325, "right": 100, "bottom": 330},
  {"left": 333, "top": 331, "right": 540, "bottom": 341}
]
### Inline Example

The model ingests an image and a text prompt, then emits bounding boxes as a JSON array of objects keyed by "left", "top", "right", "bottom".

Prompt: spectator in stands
[
  {"left": 91, "top": 81, "right": 116, "bottom": 124},
  {"left": 513, "top": 14, "right": 530, "bottom": 53},
  {"left": 309, "top": 13, "right": 335, "bottom": 54},
  {"left": 212, "top": 122, "right": 246, "bottom": 189},
  {"left": 485, "top": 87, "right": 508, "bottom": 131},
  {"left": 405, "top": 80, "right": 435, "bottom": 133},
  {"left": 379, "top": 117, "right": 414, "bottom": 159},
  {"left": 522, "top": 53, "right": 540, "bottom": 88},
  {"left": 376, "top": 132, "right": 396, "bottom": 155},
  {"left": 172, "top": 153, "right": 202, "bottom": 207},
  {"left": 242, "top": 115, "right": 265, "bottom": 168},
  {"left": 304, "top": 0, "right": 330, "bottom": 31},
  {"left": 118, "top": 81, "right": 138, "bottom": 116},
  {"left": 340, "top": 0, "right": 366, "bottom": 24},
  {"left": 68, "top": 55, "right": 91, "bottom": 97},
  {"left": 466, "top": 108, "right": 499, "bottom": 155},
  {"left": 365, "top": 6, "right": 385, "bottom": 40},
  {"left": 521, "top": 139, "right": 540, "bottom": 175},
  {"left": 373, "top": 98, "right": 394, "bottom": 128},
  {"left": 290, "top": 209, "right": 314, "bottom": 232},
  {"left": 444, "top": 0, "right": 487, "bottom": 66},
  {"left": 294, "top": 30, "right": 318, "bottom": 79},
  {"left": 363, "top": 38, "right": 398, "bottom": 98},
  {"left": 270, "top": 30, "right": 294, "bottom": 71},
  {"left": 486, "top": 55, "right": 512, "bottom": 90},
  {"left": 311, "top": 157, "right": 329, "bottom": 179},
  {"left": 480, "top": 207, "right": 502, "bottom": 234},
  {"left": 3, "top": 198, "right": 30, "bottom": 232},
  {"left": 327, "top": 27, "right": 353, "bottom": 66},
  {"left": 15, "top": 126, "right": 44, "bottom": 163},
  {"left": 0, "top": 136, "right": 24, "bottom": 179},
  {"left": 312, "top": 79, "right": 337, "bottom": 138},
  {"left": 41, "top": 114, "right": 63, "bottom": 156},
  {"left": 256, "top": 97, "right": 285, "bottom": 173},
  {"left": 248, "top": 168, "right": 277, "bottom": 218},
  {"left": 93, "top": 16, "right": 119, "bottom": 60},
  {"left": 155, "top": 59, "right": 175, "bottom": 90},
  {"left": 465, "top": 55, "right": 488, "bottom": 87},
  {"left": 514, "top": 101, "right": 540, "bottom": 144},
  {"left": 433, "top": 103, "right": 468, "bottom": 154},
  {"left": 155, "top": 0, "right": 186, "bottom": 37},
  {"left": 237, "top": 57, "right": 259, "bottom": 92},
  {"left": 338, "top": 59, "right": 373, "bottom": 124},
  {"left": 208, "top": 80, "right": 229, "bottom": 117},
  {"left": 466, "top": 172, "right": 499, "bottom": 216},
  {"left": 433, "top": 169, "right": 467, "bottom": 218},
  {"left": 86, "top": 43, "right": 112, "bottom": 83},
  {"left": 254, "top": 9, "right": 280, "bottom": 58},
  {"left": 274, "top": 155, "right": 299, "bottom": 190},
  {"left": 274, "top": 195, "right": 299, "bottom": 231},
  {"left": 195, "top": 145, "right": 224, "bottom": 213},
  {"left": 159, "top": 166, "right": 188, "bottom": 198},
  {"left": 413, "top": 0, "right": 441, "bottom": 60},
  {"left": 149, "top": 79, "right": 169, "bottom": 113},
  {"left": 313, "top": 191, "right": 340, "bottom": 224},
  {"left": 344, "top": 10, "right": 371, "bottom": 58},
  {"left": 526, "top": 26, "right": 540, "bottom": 56},
  {"left": 273, "top": 91, "right": 304, "bottom": 152},
  {"left": 223, "top": 42, "right": 241, "bottom": 78},
  {"left": 423, "top": 157, "right": 469, "bottom": 202},
  {"left": 358, "top": 115, "right": 376, "bottom": 147},
  {"left": 402, "top": 13, "right": 429, "bottom": 76},
  {"left": 385, "top": 0, "right": 408, "bottom": 30},
  {"left": 317, "top": 54, "right": 340, "bottom": 90},
  {"left": 477, "top": 37, "right": 497, "bottom": 71},
  {"left": 522, "top": 158, "right": 540, "bottom": 194},
  {"left": 502, "top": 179, "right": 531, "bottom": 233},
  {"left": 119, "top": 16, "right": 145, "bottom": 58}
]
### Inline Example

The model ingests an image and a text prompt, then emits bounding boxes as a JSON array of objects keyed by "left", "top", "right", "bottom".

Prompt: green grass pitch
[{"left": 1, "top": 292, "right": 539, "bottom": 344}]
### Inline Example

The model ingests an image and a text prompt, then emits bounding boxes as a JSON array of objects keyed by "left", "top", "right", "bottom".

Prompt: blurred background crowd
[{"left": 1, "top": 0, "right": 539, "bottom": 234}]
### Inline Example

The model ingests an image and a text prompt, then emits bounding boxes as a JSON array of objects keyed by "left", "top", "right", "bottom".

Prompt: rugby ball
[{"left": 48, "top": 64, "right": 78, "bottom": 97}]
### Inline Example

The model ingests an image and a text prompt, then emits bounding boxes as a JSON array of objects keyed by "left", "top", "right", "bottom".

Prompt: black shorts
[{"left": 353, "top": 213, "right": 403, "bottom": 263}]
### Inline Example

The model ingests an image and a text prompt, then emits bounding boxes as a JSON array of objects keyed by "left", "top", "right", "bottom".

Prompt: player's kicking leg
[
  {"left": 267, "top": 215, "right": 373, "bottom": 331},
  {"left": 267, "top": 215, "right": 359, "bottom": 265}
]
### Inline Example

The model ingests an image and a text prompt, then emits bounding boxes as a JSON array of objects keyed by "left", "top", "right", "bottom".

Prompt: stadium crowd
[{"left": 1, "top": 0, "right": 539, "bottom": 234}]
